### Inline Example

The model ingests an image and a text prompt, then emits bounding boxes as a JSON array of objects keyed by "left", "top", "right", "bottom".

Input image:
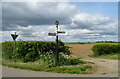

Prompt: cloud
[
  {"left": 66, "top": 12, "right": 118, "bottom": 39},
  {"left": 2, "top": 2, "right": 78, "bottom": 31},
  {"left": 1, "top": 2, "right": 118, "bottom": 42},
  {"left": 68, "top": 13, "right": 114, "bottom": 29}
]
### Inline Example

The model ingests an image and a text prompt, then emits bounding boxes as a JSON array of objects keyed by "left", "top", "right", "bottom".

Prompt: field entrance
[{"left": 66, "top": 44, "right": 94, "bottom": 57}]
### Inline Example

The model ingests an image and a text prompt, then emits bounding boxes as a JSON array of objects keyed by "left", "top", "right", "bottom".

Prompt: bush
[
  {"left": 92, "top": 44, "right": 120, "bottom": 56},
  {"left": 58, "top": 54, "right": 86, "bottom": 66},
  {"left": 2, "top": 41, "right": 71, "bottom": 62},
  {"left": 37, "top": 53, "right": 85, "bottom": 67}
]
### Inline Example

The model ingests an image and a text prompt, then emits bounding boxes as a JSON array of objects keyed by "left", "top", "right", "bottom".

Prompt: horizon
[{"left": 0, "top": 40, "right": 118, "bottom": 43}]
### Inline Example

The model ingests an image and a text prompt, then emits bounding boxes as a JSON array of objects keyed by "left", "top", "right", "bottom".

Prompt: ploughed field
[
  {"left": 66, "top": 44, "right": 118, "bottom": 75},
  {"left": 66, "top": 44, "right": 94, "bottom": 57}
]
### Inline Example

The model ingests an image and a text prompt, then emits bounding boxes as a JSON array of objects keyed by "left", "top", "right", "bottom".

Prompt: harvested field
[
  {"left": 66, "top": 44, "right": 94, "bottom": 57},
  {"left": 66, "top": 44, "right": 118, "bottom": 75}
]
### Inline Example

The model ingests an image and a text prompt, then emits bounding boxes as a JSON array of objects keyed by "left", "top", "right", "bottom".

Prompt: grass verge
[
  {"left": 2, "top": 59, "right": 92, "bottom": 74},
  {"left": 46, "top": 65, "right": 92, "bottom": 74},
  {"left": 2, "top": 59, "right": 48, "bottom": 71},
  {"left": 90, "top": 53, "right": 120, "bottom": 60}
]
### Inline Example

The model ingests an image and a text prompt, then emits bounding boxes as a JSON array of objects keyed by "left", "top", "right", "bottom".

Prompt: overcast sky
[{"left": 1, "top": 2, "right": 118, "bottom": 42}]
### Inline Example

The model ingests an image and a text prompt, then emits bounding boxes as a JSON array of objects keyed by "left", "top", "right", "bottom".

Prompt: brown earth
[
  {"left": 66, "top": 44, "right": 118, "bottom": 76},
  {"left": 66, "top": 44, "right": 94, "bottom": 57},
  {"left": 81, "top": 58, "right": 118, "bottom": 75}
]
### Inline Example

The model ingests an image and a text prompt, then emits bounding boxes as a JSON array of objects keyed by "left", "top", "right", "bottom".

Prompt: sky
[{"left": 1, "top": 2, "right": 118, "bottom": 42}]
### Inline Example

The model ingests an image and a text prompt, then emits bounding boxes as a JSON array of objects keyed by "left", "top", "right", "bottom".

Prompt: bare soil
[
  {"left": 81, "top": 58, "right": 118, "bottom": 75},
  {"left": 66, "top": 44, "right": 94, "bottom": 57},
  {"left": 66, "top": 44, "right": 118, "bottom": 75}
]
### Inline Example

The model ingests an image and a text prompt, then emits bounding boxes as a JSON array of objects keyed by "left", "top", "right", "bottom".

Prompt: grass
[
  {"left": 2, "top": 59, "right": 48, "bottom": 71},
  {"left": 46, "top": 65, "right": 92, "bottom": 74},
  {"left": 2, "top": 59, "right": 92, "bottom": 74},
  {"left": 102, "top": 72, "right": 107, "bottom": 74},
  {"left": 90, "top": 53, "right": 120, "bottom": 60}
]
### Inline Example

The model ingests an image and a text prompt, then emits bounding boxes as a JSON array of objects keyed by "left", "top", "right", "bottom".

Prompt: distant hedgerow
[{"left": 92, "top": 44, "right": 120, "bottom": 56}]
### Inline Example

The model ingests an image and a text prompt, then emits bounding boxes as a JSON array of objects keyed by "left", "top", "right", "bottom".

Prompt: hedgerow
[
  {"left": 92, "top": 44, "right": 120, "bottom": 56},
  {"left": 2, "top": 41, "right": 70, "bottom": 62}
]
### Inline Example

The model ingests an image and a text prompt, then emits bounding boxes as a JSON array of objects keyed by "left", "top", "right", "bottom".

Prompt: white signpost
[{"left": 48, "top": 21, "right": 66, "bottom": 66}]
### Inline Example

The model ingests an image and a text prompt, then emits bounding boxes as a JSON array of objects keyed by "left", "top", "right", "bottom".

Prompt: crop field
[
  {"left": 66, "top": 43, "right": 119, "bottom": 57},
  {"left": 66, "top": 44, "right": 94, "bottom": 57}
]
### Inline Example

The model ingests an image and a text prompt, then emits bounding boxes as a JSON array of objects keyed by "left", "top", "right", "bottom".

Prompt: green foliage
[
  {"left": 38, "top": 53, "right": 56, "bottom": 67},
  {"left": 59, "top": 54, "right": 86, "bottom": 66},
  {"left": 2, "top": 41, "right": 14, "bottom": 59},
  {"left": 92, "top": 44, "right": 120, "bottom": 56},
  {"left": 37, "top": 53, "right": 85, "bottom": 67},
  {"left": 46, "top": 65, "right": 92, "bottom": 74},
  {"left": 80, "top": 65, "right": 92, "bottom": 71},
  {"left": 2, "top": 41, "right": 85, "bottom": 67},
  {"left": 2, "top": 41, "right": 71, "bottom": 62},
  {"left": 68, "top": 58, "right": 86, "bottom": 65}
]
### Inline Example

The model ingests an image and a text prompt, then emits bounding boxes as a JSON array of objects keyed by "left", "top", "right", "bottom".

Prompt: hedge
[
  {"left": 2, "top": 41, "right": 70, "bottom": 62},
  {"left": 92, "top": 44, "right": 120, "bottom": 56}
]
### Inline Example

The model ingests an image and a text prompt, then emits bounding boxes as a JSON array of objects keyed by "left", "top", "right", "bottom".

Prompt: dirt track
[
  {"left": 66, "top": 44, "right": 118, "bottom": 76},
  {"left": 81, "top": 58, "right": 118, "bottom": 75}
]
